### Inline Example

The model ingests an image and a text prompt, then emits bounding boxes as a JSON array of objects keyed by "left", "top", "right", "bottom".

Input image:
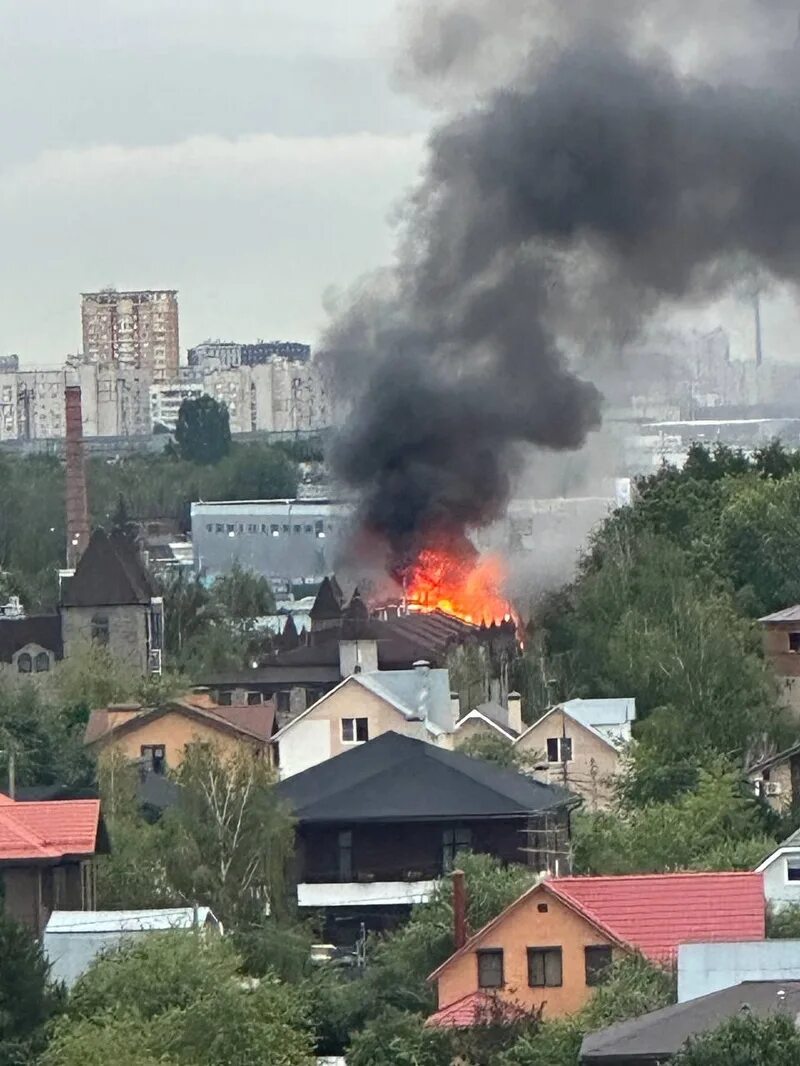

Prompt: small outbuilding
[{"left": 43, "top": 907, "right": 221, "bottom": 987}]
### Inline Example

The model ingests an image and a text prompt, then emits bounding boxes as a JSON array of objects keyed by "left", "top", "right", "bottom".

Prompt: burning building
[{"left": 318, "top": 1, "right": 800, "bottom": 623}]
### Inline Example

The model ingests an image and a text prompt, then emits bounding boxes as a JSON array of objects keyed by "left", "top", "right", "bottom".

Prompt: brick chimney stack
[{"left": 65, "top": 385, "right": 90, "bottom": 568}]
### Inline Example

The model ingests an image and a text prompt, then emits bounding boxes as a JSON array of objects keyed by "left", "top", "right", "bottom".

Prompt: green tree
[
  {"left": 672, "top": 1011, "right": 800, "bottom": 1065},
  {"left": 210, "top": 562, "right": 275, "bottom": 621},
  {"left": 0, "top": 680, "right": 91, "bottom": 793},
  {"left": 573, "top": 761, "right": 775, "bottom": 875},
  {"left": 165, "top": 743, "right": 294, "bottom": 924},
  {"left": 45, "top": 932, "right": 314, "bottom": 1066},
  {"left": 347, "top": 1009, "right": 451, "bottom": 1066},
  {"left": 457, "top": 732, "right": 543, "bottom": 771},
  {"left": 174, "top": 395, "right": 232, "bottom": 465},
  {"left": 94, "top": 752, "right": 178, "bottom": 910},
  {"left": 0, "top": 912, "right": 64, "bottom": 1065},
  {"left": 766, "top": 903, "right": 800, "bottom": 939}
]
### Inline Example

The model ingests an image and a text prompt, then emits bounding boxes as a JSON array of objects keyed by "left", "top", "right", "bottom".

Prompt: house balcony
[{"left": 297, "top": 880, "right": 438, "bottom": 908}]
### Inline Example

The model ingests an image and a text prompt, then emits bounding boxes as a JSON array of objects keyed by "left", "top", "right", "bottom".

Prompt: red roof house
[
  {"left": 0, "top": 795, "right": 107, "bottom": 935},
  {"left": 427, "top": 872, "right": 765, "bottom": 1024}
]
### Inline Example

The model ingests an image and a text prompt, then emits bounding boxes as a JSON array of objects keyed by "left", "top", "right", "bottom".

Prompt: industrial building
[{"left": 191, "top": 499, "right": 350, "bottom": 591}]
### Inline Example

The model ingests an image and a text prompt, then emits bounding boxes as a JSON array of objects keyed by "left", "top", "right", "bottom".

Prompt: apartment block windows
[
  {"left": 341, "top": 718, "right": 369, "bottom": 743},
  {"left": 442, "top": 827, "right": 472, "bottom": 872},
  {"left": 585, "top": 946, "right": 613, "bottom": 986},
  {"left": 477, "top": 949, "right": 504, "bottom": 989},
  {"left": 546, "top": 737, "right": 573, "bottom": 763},
  {"left": 528, "top": 947, "right": 563, "bottom": 988}
]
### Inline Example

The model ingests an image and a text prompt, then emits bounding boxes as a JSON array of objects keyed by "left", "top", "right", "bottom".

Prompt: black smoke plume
[{"left": 322, "top": 7, "right": 800, "bottom": 574}]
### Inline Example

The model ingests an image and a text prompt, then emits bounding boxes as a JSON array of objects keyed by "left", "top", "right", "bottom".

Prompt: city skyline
[{"left": 0, "top": 0, "right": 429, "bottom": 366}]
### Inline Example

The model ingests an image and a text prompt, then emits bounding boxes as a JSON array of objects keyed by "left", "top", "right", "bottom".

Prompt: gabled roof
[
  {"left": 0, "top": 613, "right": 63, "bottom": 663},
  {"left": 272, "top": 669, "right": 453, "bottom": 741},
  {"left": 61, "top": 529, "right": 156, "bottom": 607},
  {"left": 84, "top": 697, "right": 276, "bottom": 748},
  {"left": 429, "top": 872, "right": 765, "bottom": 982},
  {"left": 581, "top": 981, "right": 800, "bottom": 1062},
  {"left": 455, "top": 708, "right": 517, "bottom": 741},
  {"left": 758, "top": 605, "right": 800, "bottom": 623},
  {"left": 755, "top": 824, "right": 800, "bottom": 871},
  {"left": 0, "top": 797, "right": 106, "bottom": 864},
  {"left": 277, "top": 731, "right": 576, "bottom": 824},
  {"left": 515, "top": 704, "right": 622, "bottom": 753},
  {"left": 45, "top": 908, "right": 219, "bottom": 934}
]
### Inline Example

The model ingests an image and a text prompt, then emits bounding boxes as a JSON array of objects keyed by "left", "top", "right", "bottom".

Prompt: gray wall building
[{"left": 191, "top": 499, "right": 351, "bottom": 591}]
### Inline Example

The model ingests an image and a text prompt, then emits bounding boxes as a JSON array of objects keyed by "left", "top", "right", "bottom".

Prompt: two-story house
[
  {"left": 277, "top": 731, "right": 579, "bottom": 943},
  {"left": 427, "top": 872, "right": 765, "bottom": 1025}
]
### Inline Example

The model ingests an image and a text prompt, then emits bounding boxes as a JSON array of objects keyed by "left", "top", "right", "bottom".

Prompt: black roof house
[
  {"left": 61, "top": 529, "right": 156, "bottom": 608},
  {"left": 0, "top": 613, "right": 63, "bottom": 665},
  {"left": 580, "top": 982, "right": 800, "bottom": 1064},
  {"left": 278, "top": 731, "right": 576, "bottom": 824}
]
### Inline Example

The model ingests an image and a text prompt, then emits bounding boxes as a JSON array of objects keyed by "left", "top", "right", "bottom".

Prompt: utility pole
[{"left": 754, "top": 288, "right": 764, "bottom": 368}]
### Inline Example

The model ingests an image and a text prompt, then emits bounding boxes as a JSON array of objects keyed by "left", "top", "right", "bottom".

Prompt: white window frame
[
  {"left": 341, "top": 717, "right": 369, "bottom": 744},
  {"left": 784, "top": 855, "right": 800, "bottom": 885},
  {"left": 546, "top": 736, "right": 574, "bottom": 763}
]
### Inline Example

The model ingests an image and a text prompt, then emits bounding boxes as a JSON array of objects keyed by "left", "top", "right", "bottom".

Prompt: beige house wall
[
  {"left": 435, "top": 885, "right": 621, "bottom": 1019},
  {"left": 515, "top": 710, "right": 620, "bottom": 810},
  {"left": 277, "top": 678, "right": 433, "bottom": 777},
  {"left": 91, "top": 710, "right": 267, "bottom": 773}
]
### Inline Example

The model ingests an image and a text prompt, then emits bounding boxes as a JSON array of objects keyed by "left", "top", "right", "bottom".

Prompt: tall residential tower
[{"left": 81, "top": 289, "right": 179, "bottom": 383}]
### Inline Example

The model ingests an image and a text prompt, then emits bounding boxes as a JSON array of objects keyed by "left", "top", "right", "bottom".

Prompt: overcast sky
[{"left": 0, "top": 0, "right": 431, "bottom": 364}]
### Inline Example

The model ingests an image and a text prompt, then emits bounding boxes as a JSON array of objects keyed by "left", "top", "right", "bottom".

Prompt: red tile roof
[
  {"left": 549, "top": 873, "right": 765, "bottom": 963},
  {"left": 0, "top": 797, "right": 102, "bottom": 862},
  {"left": 426, "top": 991, "right": 528, "bottom": 1029},
  {"left": 429, "top": 872, "right": 765, "bottom": 986}
]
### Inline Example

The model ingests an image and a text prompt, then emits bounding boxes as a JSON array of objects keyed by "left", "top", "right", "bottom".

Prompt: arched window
[
  {"left": 91, "top": 614, "right": 110, "bottom": 646},
  {"left": 34, "top": 651, "right": 50, "bottom": 673},
  {"left": 17, "top": 652, "right": 32, "bottom": 673}
]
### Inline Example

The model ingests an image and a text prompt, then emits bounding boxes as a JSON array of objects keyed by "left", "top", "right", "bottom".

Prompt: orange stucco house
[
  {"left": 84, "top": 693, "right": 277, "bottom": 774},
  {"left": 427, "top": 872, "right": 765, "bottom": 1025}
]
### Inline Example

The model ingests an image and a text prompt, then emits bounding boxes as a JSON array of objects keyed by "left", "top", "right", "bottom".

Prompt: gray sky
[{"left": 0, "top": 0, "right": 430, "bottom": 364}]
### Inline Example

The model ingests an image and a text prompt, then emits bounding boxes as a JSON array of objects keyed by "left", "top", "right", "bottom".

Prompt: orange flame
[{"left": 404, "top": 547, "right": 513, "bottom": 625}]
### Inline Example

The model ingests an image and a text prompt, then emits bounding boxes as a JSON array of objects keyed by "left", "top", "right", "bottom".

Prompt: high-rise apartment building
[{"left": 81, "top": 289, "right": 179, "bottom": 383}]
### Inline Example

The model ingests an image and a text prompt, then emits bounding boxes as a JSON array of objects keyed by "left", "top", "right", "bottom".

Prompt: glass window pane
[{"left": 478, "top": 951, "right": 503, "bottom": 989}]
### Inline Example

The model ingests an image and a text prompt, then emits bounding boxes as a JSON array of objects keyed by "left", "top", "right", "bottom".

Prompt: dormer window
[
  {"left": 17, "top": 652, "right": 32, "bottom": 673},
  {"left": 34, "top": 652, "right": 50, "bottom": 673}
]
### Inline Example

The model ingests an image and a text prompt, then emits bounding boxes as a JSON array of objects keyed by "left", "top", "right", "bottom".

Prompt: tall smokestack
[
  {"left": 452, "top": 868, "right": 467, "bottom": 949},
  {"left": 65, "top": 385, "right": 90, "bottom": 568}
]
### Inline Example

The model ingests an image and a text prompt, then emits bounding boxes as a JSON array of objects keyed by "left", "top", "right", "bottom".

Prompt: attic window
[
  {"left": 789, "top": 632, "right": 800, "bottom": 652},
  {"left": 341, "top": 718, "right": 368, "bottom": 744},
  {"left": 91, "top": 614, "right": 110, "bottom": 646},
  {"left": 17, "top": 652, "right": 32, "bottom": 673},
  {"left": 477, "top": 949, "right": 504, "bottom": 989},
  {"left": 547, "top": 737, "right": 573, "bottom": 763},
  {"left": 787, "top": 857, "right": 800, "bottom": 882}
]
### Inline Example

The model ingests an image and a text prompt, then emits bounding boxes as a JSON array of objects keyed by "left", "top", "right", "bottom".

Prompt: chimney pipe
[
  {"left": 452, "top": 868, "right": 467, "bottom": 949},
  {"left": 64, "top": 385, "right": 90, "bottom": 568}
]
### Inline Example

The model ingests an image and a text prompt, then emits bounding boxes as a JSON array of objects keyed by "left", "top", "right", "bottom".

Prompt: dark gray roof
[
  {"left": 201, "top": 665, "right": 340, "bottom": 687},
  {"left": 61, "top": 529, "right": 156, "bottom": 608},
  {"left": 277, "top": 731, "right": 576, "bottom": 824},
  {"left": 580, "top": 982, "right": 800, "bottom": 1063},
  {"left": 0, "top": 614, "right": 63, "bottom": 663}
]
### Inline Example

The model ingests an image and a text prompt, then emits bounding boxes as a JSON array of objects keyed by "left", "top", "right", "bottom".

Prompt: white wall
[
  {"left": 278, "top": 718, "right": 330, "bottom": 778},
  {"left": 679, "top": 940, "right": 800, "bottom": 1002},
  {"left": 762, "top": 851, "right": 800, "bottom": 910}
]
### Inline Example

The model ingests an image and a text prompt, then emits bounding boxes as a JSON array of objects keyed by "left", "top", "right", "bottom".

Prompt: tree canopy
[{"left": 174, "top": 395, "right": 232, "bottom": 465}]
